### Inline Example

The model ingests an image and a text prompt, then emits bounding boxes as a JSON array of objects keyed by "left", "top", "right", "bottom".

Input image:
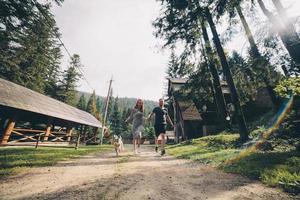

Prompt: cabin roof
[{"left": 0, "top": 78, "right": 101, "bottom": 127}]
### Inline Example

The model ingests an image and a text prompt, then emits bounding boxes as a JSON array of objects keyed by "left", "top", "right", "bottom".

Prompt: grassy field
[
  {"left": 167, "top": 134, "right": 300, "bottom": 194},
  {"left": 0, "top": 145, "right": 112, "bottom": 178}
]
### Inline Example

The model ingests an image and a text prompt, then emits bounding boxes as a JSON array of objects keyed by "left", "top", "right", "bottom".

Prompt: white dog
[{"left": 113, "top": 135, "right": 124, "bottom": 156}]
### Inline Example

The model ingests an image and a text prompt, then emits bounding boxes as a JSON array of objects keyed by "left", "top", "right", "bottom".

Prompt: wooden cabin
[
  {"left": 167, "top": 78, "right": 202, "bottom": 142},
  {"left": 167, "top": 78, "right": 233, "bottom": 142},
  {"left": 0, "top": 78, "right": 101, "bottom": 146}
]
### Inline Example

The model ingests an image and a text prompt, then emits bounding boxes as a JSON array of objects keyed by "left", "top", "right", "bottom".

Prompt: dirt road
[{"left": 0, "top": 145, "right": 298, "bottom": 200}]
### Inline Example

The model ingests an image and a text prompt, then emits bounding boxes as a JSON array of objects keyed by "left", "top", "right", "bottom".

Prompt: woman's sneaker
[{"left": 161, "top": 149, "right": 166, "bottom": 156}]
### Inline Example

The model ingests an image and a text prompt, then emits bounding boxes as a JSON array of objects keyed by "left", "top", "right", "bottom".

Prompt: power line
[{"left": 31, "top": 0, "right": 94, "bottom": 91}]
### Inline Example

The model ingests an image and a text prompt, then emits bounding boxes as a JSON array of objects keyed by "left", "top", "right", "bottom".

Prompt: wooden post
[
  {"left": 66, "top": 127, "right": 72, "bottom": 142},
  {"left": 0, "top": 119, "right": 15, "bottom": 145},
  {"left": 101, "top": 77, "right": 113, "bottom": 145},
  {"left": 35, "top": 132, "right": 43, "bottom": 149},
  {"left": 75, "top": 125, "right": 82, "bottom": 150},
  {"left": 172, "top": 96, "right": 179, "bottom": 143},
  {"left": 93, "top": 127, "right": 99, "bottom": 143},
  {"left": 43, "top": 124, "right": 51, "bottom": 141},
  {"left": 83, "top": 126, "right": 87, "bottom": 144}
]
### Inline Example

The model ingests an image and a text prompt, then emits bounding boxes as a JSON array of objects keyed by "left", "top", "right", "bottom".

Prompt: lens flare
[{"left": 225, "top": 95, "right": 294, "bottom": 164}]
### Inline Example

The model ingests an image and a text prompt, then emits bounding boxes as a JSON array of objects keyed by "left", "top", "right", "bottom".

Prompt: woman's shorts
[{"left": 154, "top": 124, "right": 166, "bottom": 137}]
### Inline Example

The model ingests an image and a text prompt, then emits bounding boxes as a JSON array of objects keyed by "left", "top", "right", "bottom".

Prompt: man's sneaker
[
  {"left": 161, "top": 149, "right": 166, "bottom": 156},
  {"left": 155, "top": 146, "right": 158, "bottom": 152}
]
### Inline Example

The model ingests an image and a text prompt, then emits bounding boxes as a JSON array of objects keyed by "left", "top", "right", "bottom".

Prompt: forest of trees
[
  {"left": 1, "top": 0, "right": 299, "bottom": 143},
  {"left": 154, "top": 0, "right": 300, "bottom": 141},
  {"left": 0, "top": 0, "right": 82, "bottom": 107},
  {"left": 76, "top": 91, "right": 157, "bottom": 140}
]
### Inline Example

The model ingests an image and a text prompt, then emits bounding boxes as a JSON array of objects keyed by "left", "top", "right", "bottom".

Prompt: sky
[
  {"left": 52, "top": 0, "right": 300, "bottom": 101},
  {"left": 52, "top": 0, "right": 168, "bottom": 101}
]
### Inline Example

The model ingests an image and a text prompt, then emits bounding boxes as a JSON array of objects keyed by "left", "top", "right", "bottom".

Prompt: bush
[{"left": 275, "top": 77, "right": 300, "bottom": 98}]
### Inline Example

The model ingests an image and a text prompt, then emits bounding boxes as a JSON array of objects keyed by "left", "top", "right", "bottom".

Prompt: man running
[{"left": 148, "top": 98, "right": 173, "bottom": 155}]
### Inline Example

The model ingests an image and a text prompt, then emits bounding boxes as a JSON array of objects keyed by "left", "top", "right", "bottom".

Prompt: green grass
[
  {"left": 167, "top": 134, "right": 241, "bottom": 165},
  {"left": 167, "top": 134, "right": 300, "bottom": 194},
  {"left": 0, "top": 145, "right": 112, "bottom": 177},
  {"left": 222, "top": 150, "right": 300, "bottom": 194}
]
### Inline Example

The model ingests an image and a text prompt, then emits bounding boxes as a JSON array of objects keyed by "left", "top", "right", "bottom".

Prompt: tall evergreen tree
[
  {"left": 0, "top": 1, "right": 63, "bottom": 94},
  {"left": 87, "top": 90, "right": 98, "bottom": 116},
  {"left": 109, "top": 97, "right": 122, "bottom": 135},
  {"left": 154, "top": 0, "right": 249, "bottom": 140},
  {"left": 77, "top": 94, "right": 87, "bottom": 111},
  {"left": 120, "top": 108, "right": 131, "bottom": 139},
  {"left": 201, "top": 21, "right": 227, "bottom": 123},
  {"left": 166, "top": 47, "right": 194, "bottom": 78},
  {"left": 58, "top": 54, "right": 82, "bottom": 105},
  {"left": 257, "top": 0, "right": 300, "bottom": 68},
  {"left": 215, "top": 0, "right": 281, "bottom": 106},
  {"left": 96, "top": 97, "right": 103, "bottom": 114},
  {"left": 0, "top": 2, "right": 63, "bottom": 95}
]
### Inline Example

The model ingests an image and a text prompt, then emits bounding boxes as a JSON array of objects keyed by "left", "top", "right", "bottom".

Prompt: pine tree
[
  {"left": 166, "top": 48, "right": 194, "bottom": 78},
  {"left": 58, "top": 54, "right": 82, "bottom": 105},
  {"left": 166, "top": 49, "right": 180, "bottom": 78},
  {"left": 0, "top": 2, "right": 63, "bottom": 95},
  {"left": 87, "top": 90, "right": 98, "bottom": 116},
  {"left": 96, "top": 97, "right": 103, "bottom": 114},
  {"left": 77, "top": 94, "right": 87, "bottom": 111},
  {"left": 120, "top": 108, "right": 131, "bottom": 139},
  {"left": 109, "top": 97, "right": 122, "bottom": 135}
]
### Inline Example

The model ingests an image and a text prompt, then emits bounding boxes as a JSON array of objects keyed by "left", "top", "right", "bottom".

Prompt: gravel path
[{"left": 0, "top": 145, "right": 298, "bottom": 200}]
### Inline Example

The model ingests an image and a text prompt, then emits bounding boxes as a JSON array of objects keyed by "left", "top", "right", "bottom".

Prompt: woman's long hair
[{"left": 134, "top": 99, "right": 144, "bottom": 112}]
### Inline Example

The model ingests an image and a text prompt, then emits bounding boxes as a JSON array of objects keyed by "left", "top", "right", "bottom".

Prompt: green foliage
[
  {"left": 275, "top": 77, "right": 300, "bottom": 98},
  {"left": 222, "top": 151, "right": 300, "bottom": 194},
  {"left": 96, "top": 97, "right": 103, "bottom": 113},
  {"left": 119, "top": 108, "right": 131, "bottom": 139},
  {"left": 0, "top": 145, "right": 112, "bottom": 177},
  {"left": 228, "top": 51, "right": 258, "bottom": 104},
  {"left": 76, "top": 91, "right": 157, "bottom": 115},
  {"left": 166, "top": 48, "right": 194, "bottom": 78},
  {"left": 0, "top": 1, "right": 64, "bottom": 97},
  {"left": 86, "top": 90, "right": 98, "bottom": 116},
  {"left": 57, "top": 54, "right": 82, "bottom": 106},
  {"left": 143, "top": 126, "right": 155, "bottom": 140},
  {"left": 109, "top": 97, "right": 122, "bottom": 135},
  {"left": 77, "top": 94, "right": 87, "bottom": 111}
]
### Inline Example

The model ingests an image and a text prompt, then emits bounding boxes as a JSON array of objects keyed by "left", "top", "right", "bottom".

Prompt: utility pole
[{"left": 100, "top": 77, "right": 113, "bottom": 145}]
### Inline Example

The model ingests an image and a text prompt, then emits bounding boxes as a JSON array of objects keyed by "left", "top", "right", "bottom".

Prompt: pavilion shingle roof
[{"left": 0, "top": 78, "right": 101, "bottom": 127}]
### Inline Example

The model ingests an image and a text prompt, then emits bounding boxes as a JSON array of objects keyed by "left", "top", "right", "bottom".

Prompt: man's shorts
[{"left": 154, "top": 124, "right": 166, "bottom": 137}]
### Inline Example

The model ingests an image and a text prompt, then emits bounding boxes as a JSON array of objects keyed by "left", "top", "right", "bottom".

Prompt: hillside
[{"left": 76, "top": 91, "right": 157, "bottom": 114}]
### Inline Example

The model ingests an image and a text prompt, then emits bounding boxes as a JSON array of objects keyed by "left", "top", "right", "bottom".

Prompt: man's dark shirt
[{"left": 152, "top": 106, "right": 168, "bottom": 126}]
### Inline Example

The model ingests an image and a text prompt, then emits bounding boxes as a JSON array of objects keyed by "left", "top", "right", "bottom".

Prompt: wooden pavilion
[{"left": 0, "top": 78, "right": 101, "bottom": 146}]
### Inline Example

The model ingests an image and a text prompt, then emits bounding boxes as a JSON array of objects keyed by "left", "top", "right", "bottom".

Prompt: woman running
[{"left": 125, "top": 99, "right": 145, "bottom": 154}]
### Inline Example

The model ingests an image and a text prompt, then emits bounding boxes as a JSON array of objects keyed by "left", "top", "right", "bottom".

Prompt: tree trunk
[
  {"left": 257, "top": 0, "right": 300, "bottom": 66},
  {"left": 205, "top": 7, "right": 249, "bottom": 141},
  {"left": 235, "top": 5, "right": 260, "bottom": 58},
  {"left": 201, "top": 21, "right": 227, "bottom": 123},
  {"left": 271, "top": 0, "right": 300, "bottom": 64},
  {"left": 236, "top": 4, "right": 279, "bottom": 106}
]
